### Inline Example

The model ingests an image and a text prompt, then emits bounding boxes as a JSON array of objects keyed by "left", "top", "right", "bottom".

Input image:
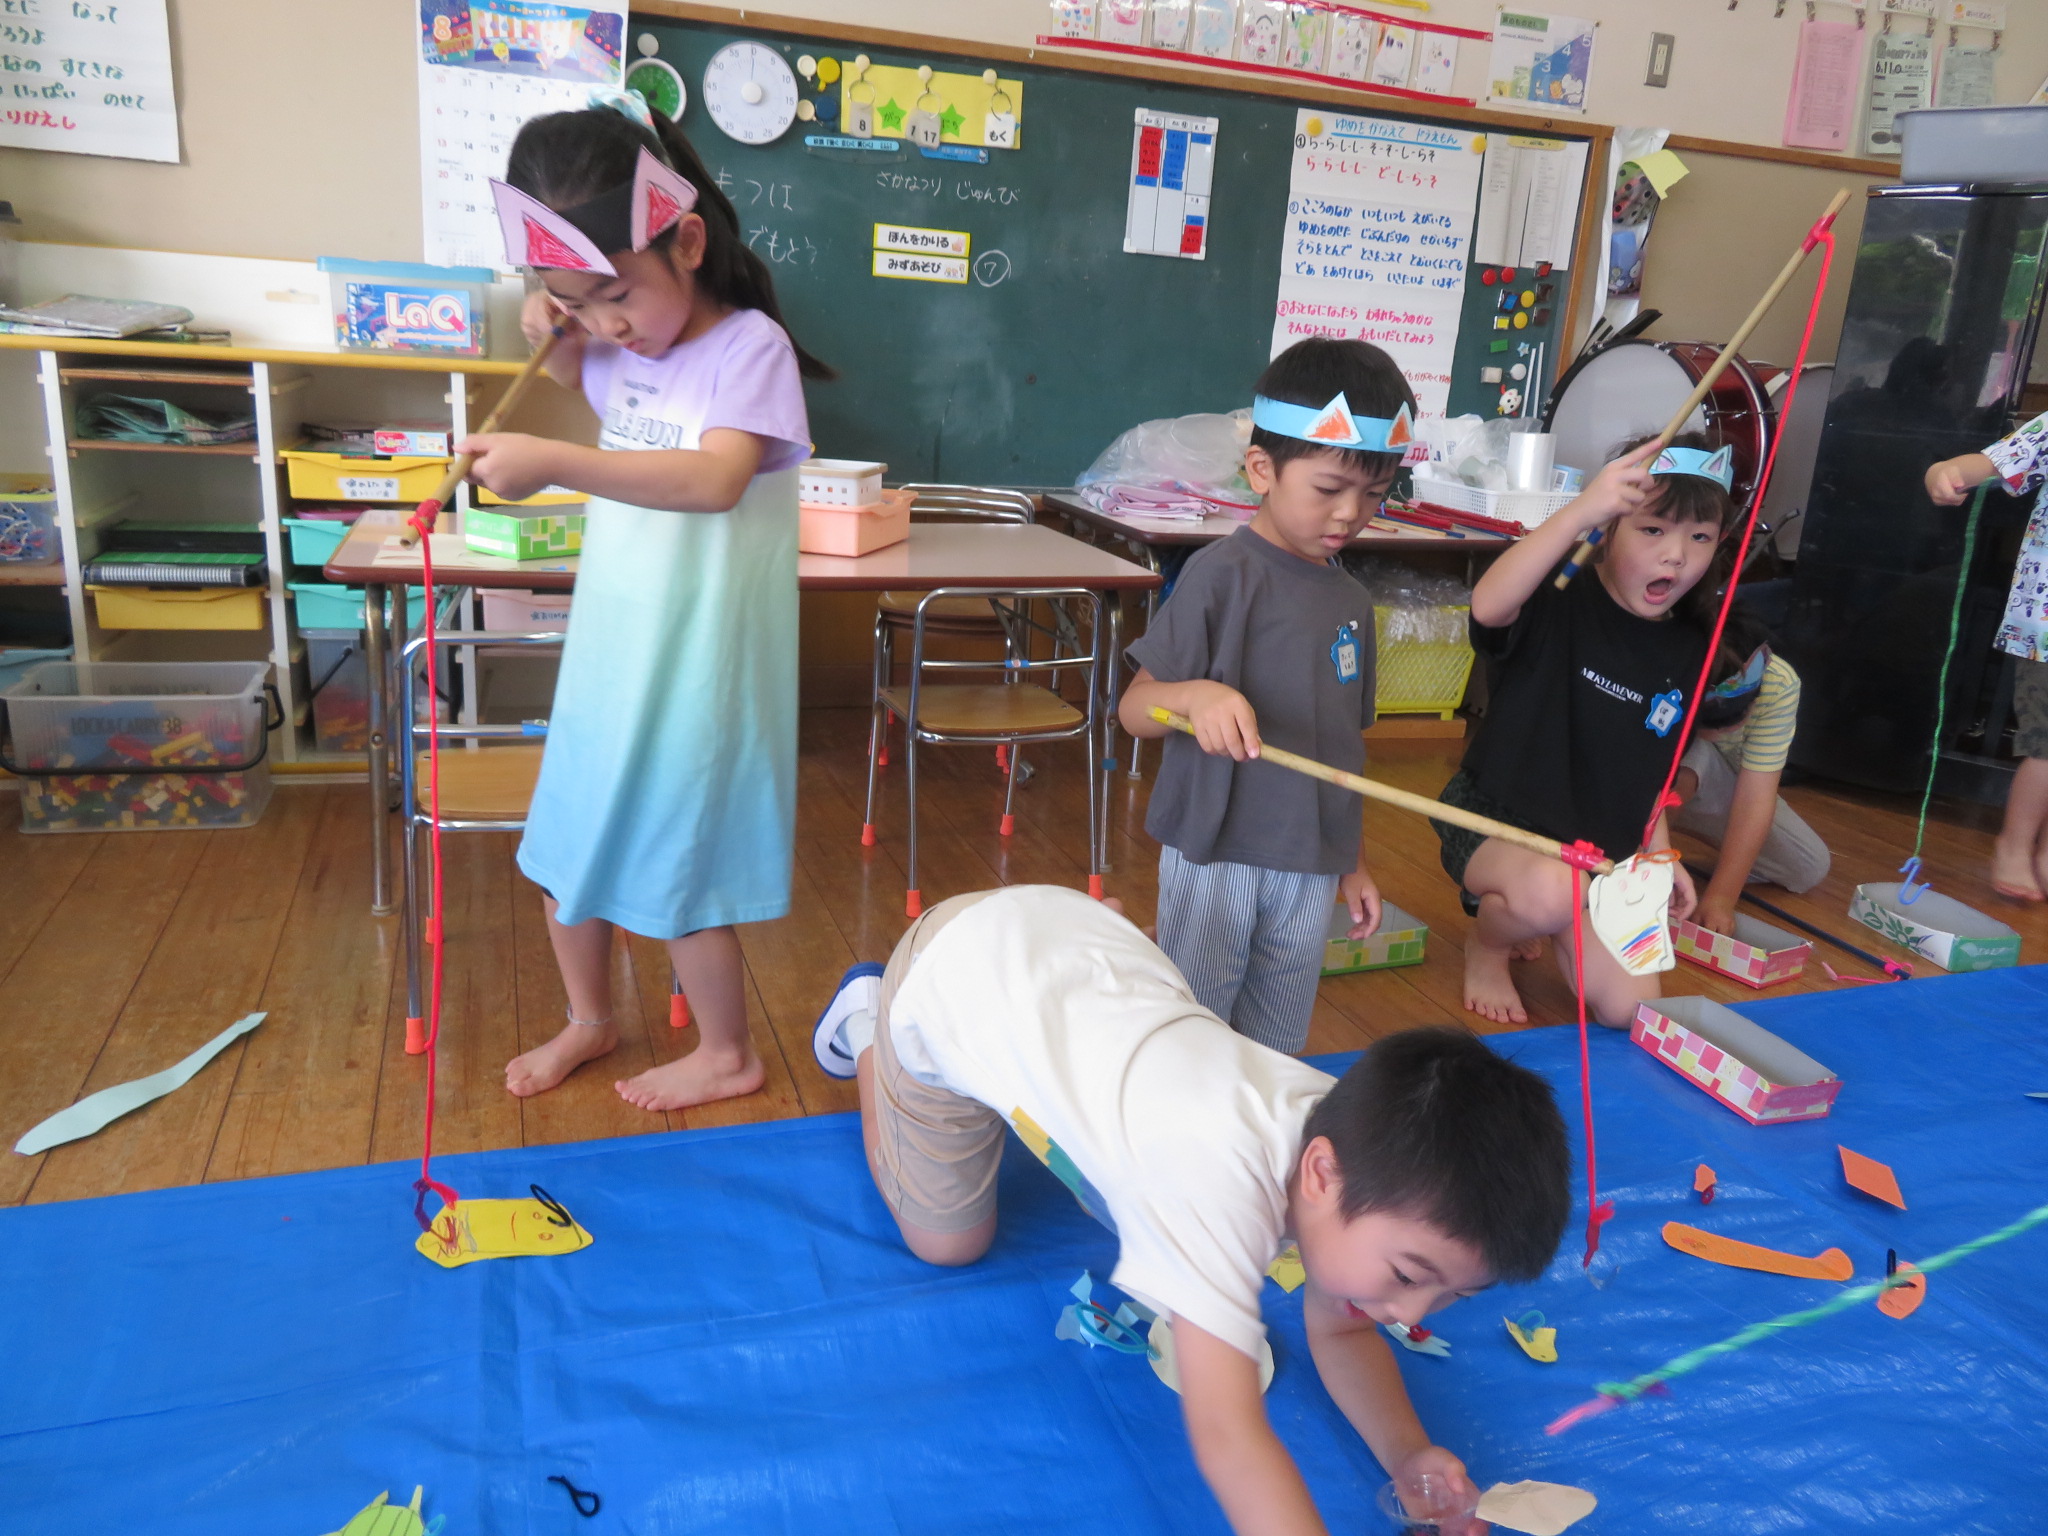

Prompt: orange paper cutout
[
  {"left": 1878, "top": 1261, "right": 1926, "bottom": 1319},
  {"left": 1662, "top": 1221, "right": 1854, "bottom": 1281},
  {"left": 1694, "top": 1164, "right": 1717, "bottom": 1203},
  {"left": 1839, "top": 1145, "right": 1906, "bottom": 1209}
]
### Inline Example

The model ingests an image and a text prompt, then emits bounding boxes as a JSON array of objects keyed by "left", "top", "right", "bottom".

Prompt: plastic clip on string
[{"left": 1546, "top": 1197, "right": 2048, "bottom": 1435}]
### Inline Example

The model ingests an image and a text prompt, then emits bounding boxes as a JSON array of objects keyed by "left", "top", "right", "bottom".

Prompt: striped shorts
[{"left": 1155, "top": 846, "right": 1339, "bottom": 1055}]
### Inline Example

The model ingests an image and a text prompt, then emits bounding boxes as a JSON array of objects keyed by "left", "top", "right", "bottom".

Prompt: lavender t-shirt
[{"left": 579, "top": 306, "right": 810, "bottom": 472}]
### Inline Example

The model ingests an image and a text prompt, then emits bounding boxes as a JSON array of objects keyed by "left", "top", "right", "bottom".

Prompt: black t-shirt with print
[{"left": 1460, "top": 567, "right": 1706, "bottom": 863}]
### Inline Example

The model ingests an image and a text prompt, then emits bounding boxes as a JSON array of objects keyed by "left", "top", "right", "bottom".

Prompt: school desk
[{"left": 324, "top": 518, "right": 1161, "bottom": 914}]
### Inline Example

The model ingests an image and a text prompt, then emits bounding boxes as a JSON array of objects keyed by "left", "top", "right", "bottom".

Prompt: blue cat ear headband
[
  {"left": 1251, "top": 393, "right": 1415, "bottom": 453},
  {"left": 1650, "top": 444, "right": 1736, "bottom": 492}
]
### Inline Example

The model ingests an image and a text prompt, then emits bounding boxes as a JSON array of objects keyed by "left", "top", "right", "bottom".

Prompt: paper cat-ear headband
[
  {"left": 1650, "top": 444, "right": 1736, "bottom": 492},
  {"left": 1251, "top": 393, "right": 1415, "bottom": 453},
  {"left": 491, "top": 145, "right": 699, "bottom": 274}
]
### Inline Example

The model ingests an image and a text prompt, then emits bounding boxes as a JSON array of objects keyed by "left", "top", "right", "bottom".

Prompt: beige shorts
[{"left": 868, "top": 891, "right": 1006, "bottom": 1235}]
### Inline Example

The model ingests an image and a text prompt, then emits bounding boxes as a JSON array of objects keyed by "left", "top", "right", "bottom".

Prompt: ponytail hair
[{"left": 506, "top": 105, "right": 835, "bottom": 382}]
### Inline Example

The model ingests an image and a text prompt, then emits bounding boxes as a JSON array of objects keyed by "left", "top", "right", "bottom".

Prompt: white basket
[
  {"left": 798, "top": 458, "right": 885, "bottom": 507},
  {"left": 1410, "top": 469, "right": 1574, "bottom": 529}
]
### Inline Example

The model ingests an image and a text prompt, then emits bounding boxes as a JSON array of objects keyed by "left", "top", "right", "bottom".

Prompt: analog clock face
[{"left": 701, "top": 40, "right": 799, "bottom": 146}]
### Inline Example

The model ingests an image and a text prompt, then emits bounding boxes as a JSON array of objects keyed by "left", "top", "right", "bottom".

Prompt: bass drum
[
  {"left": 1759, "top": 363, "right": 1834, "bottom": 559},
  {"left": 1543, "top": 339, "right": 1780, "bottom": 507}
]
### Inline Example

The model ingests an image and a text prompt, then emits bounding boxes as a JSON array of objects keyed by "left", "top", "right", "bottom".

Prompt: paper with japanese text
[
  {"left": 0, "top": 0, "right": 179, "bottom": 163},
  {"left": 1271, "top": 110, "right": 1483, "bottom": 417}
]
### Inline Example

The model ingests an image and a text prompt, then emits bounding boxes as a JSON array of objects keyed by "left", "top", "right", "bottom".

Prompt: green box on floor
[
  {"left": 464, "top": 507, "right": 585, "bottom": 562},
  {"left": 1321, "top": 901, "right": 1428, "bottom": 976}
]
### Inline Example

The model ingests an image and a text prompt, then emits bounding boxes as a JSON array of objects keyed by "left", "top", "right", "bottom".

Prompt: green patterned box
[
  {"left": 1321, "top": 901, "right": 1429, "bottom": 975},
  {"left": 1849, "top": 882, "right": 2021, "bottom": 973},
  {"left": 463, "top": 507, "right": 585, "bottom": 562}
]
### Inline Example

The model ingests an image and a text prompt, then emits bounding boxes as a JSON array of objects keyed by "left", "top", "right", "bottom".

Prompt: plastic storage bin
[
  {"left": 479, "top": 588, "right": 572, "bottom": 631},
  {"left": 282, "top": 450, "right": 452, "bottom": 502},
  {"left": 799, "top": 459, "right": 886, "bottom": 506},
  {"left": 290, "top": 582, "right": 427, "bottom": 630},
  {"left": 89, "top": 585, "right": 267, "bottom": 630},
  {"left": 1373, "top": 604, "right": 1475, "bottom": 719},
  {"left": 283, "top": 515, "right": 361, "bottom": 566},
  {"left": 799, "top": 487, "right": 914, "bottom": 556},
  {"left": 0, "top": 474, "right": 57, "bottom": 565},
  {"left": 1898, "top": 105, "right": 2048, "bottom": 185},
  {"left": 303, "top": 627, "right": 369, "bottom": 753},
  {"left": 317, "top": 256, "right": 492, "bottom": 355},
  {"left": 1, "top": 659, "right": 277, "bottom": 833}
]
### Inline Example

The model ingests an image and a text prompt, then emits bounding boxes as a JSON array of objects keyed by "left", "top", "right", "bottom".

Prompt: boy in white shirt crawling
[{"left": 813, "top": 885, "right": 1571, "bottom": 1536}]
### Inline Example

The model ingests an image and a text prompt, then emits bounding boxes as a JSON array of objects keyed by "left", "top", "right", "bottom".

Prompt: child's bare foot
[
  {"left": 616, "top": 1045, "right": 765, "bottom": 1111},
  {"left": 505, "top": 1017, "right": 618, "bottom": 1097},
  {"left": 1510, "top": 936, "right": 1546, "bottom": 962},
  {"left": 1990, "top": 837, "right": 2045, "bottom": 901},
  {"left": 1463, "top": 942, "right": 1530, "bottom": 1025}
]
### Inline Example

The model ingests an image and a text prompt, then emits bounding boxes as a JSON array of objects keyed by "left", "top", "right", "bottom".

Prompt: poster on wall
[
  {"left": 1783, "top": 18, "right": 1863, "bottom": 152},
  {"left": 1486, "top": 11, "right": 1595, "bottom": 114},
  {"left": 1125, "top": 109, "right": 1218, "bottom": 260},
  {"left": 1271, "top": 109, "right": 1484, "bottom": 418},
  {"left": 1864, "top": 30, "right": 1932, "bottom": 156},
  {"left": 417, "top": 0, "right": 629, "bottom": 269},
  {"left": 0, "top": 0, "right": 179, "bottom": 163}
]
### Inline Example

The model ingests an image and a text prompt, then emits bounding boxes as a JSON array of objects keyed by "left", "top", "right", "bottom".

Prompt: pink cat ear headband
[{"left": 490, "top": 145, "right": 699, "bottom": 275}]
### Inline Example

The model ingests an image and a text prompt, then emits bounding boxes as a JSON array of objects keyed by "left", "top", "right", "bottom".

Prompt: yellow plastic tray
[
  {"left": 1374, "top": 607, "right": 1475, "bottom": 719},
  {"left": 88, "top": 585, "right": 267, "bottom": 631},
  {"left": 281, "top": 450, "right": 451, "bottom": 502}
]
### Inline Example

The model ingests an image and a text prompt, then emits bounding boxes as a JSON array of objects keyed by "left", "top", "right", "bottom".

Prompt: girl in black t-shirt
[{"left": 1434, "top": 434, "right": 1738, "bottom": 1030}]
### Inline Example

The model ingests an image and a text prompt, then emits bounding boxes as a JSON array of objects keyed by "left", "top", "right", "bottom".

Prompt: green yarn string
[
  {"left": 1594, "top": 1197, "right": 2048, "bottom": 1404},
  {"left": 1909, "top": 482, "right": 1990, "bottom": 866}
]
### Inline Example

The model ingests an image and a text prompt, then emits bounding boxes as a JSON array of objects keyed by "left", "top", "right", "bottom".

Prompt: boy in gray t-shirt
[{"left": 1121, "top": 338, "right": 1412, "bottom": 1051}]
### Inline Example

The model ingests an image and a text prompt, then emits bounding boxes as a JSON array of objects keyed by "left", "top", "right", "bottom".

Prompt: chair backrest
[
  {"left": 900, "top": 586, "right": 1104, "bottom": 740},
  {"left": 898, "top": 483, "right": 1035, "bottom": 525}
]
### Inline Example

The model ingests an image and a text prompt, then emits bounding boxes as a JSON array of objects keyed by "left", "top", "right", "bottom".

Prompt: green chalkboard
[{"left": 636, "top": 14, "right": 1587, "bottom": 486}]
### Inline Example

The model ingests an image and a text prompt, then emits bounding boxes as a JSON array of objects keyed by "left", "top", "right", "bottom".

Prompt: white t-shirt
[{"left": 887, "top": 886, "right": 1335, "bottom": 1361}]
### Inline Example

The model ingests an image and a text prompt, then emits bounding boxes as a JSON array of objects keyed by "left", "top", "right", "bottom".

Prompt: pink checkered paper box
[
  {"left": 1672, "top": 913, "right": 1812, "bottom": 990},
  {"left": 1630, "top": 996, "right": 1841, "bottom": 1125}
]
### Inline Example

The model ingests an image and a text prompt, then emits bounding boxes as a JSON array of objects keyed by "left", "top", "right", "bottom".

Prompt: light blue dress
[{"left": 516, "top": 311, "right": 807, "bottom": 937}]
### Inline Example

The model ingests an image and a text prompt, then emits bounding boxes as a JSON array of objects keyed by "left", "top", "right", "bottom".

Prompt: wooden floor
[{"left": 4, "top": 709, "right": 2044, "bottom": 1209}]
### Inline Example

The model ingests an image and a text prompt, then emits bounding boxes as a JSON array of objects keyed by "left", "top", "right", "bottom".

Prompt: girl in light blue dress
[{"left": 459, "top": 98, "right": 830, "bottom": 1111}]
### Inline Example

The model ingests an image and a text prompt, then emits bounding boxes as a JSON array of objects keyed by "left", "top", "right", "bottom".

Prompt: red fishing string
[
  {"left": 408, "top": 503, "right": 459, "bottom": 1245},
  {"left": 1570, "top": 866, "right": 1614, "bottom": 1265},
  {"left": 1637, "top": 217, "right": 1839, "bottom": 852}
]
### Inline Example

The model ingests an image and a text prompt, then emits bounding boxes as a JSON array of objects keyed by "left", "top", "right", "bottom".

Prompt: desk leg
[{"left": 364, "top": 582, "right": 394, "bottom": 916}]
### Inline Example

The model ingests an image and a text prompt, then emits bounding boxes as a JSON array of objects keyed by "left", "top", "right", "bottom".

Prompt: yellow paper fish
[
  {"left": 1265, "top": 1243, "right": 1306, "bottom": 1293},
  {"left": 415, "top": 1185, "right": 593, "bottom": 1269},
  {"left": 325, "top": 1486, "right": 443, "bottom": 1536},
  {"left": 1505, "top": 1312, "right": 1559, "bottom": 1363}
]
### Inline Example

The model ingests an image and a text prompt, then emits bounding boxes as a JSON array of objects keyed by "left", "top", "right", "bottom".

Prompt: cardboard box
[
  {"left": 1320, "top": 901, "right": 1428, "bottom": 975},
  {"left": 1849, "top": 882, "right": 2021, "bottom": 973},
  {"left": 1631, "top": 995, "right": 1841, "bottom": 1126},
  {"left": 478, "top": 588, "right": 571, "bottom": 632},
  {"left": 464, "top": 507, "right": 585, "bottom": 562},
  {"left": 1672, "top": 913, "right": 1812, "bottom": 990}
]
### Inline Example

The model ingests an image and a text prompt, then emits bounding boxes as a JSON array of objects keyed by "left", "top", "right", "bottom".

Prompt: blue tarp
[{"left": 5, "top": 967, "right": 2048, "bottom": 1534}]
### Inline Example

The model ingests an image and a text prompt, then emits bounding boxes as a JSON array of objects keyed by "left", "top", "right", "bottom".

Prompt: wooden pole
[
  {"left": 1147, "top": 708, "right": 1614, "bottom": 874},
  {"left": 396, "top": 327, "right": 566, "bottom": 548},
  {"left": 1553, "top": 187, "right": 1853, "bottom": 590}
]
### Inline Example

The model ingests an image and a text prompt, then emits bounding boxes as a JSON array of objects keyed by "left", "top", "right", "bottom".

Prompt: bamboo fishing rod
[
  {"left": 396, "top": 326, "right": 567, "bottom": 549},
  {"left": 1553, "top": 187, "right": 1852, "bottom": 590},
  {"left": 1147, "top": 708, "right": 1614, "bottom": 874}
]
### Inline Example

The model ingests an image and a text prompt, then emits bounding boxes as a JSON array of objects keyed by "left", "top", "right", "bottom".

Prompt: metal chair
[
  {"left": 861, "top": 587, "right": 1105, "bottom": 918},
  {"left": 396, "top": 626, "right": 688, "bottom": 1051}
]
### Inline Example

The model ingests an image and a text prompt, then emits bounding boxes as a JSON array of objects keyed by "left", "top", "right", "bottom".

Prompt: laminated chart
[
  {"left": 1124, "top": 109, "right": 1219, "bottom": 260},
  {"left": 1271, "top": 110, "right": 1484, "bottom": 418}
]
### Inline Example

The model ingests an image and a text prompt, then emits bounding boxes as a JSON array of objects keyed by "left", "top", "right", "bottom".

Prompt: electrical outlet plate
[{"left": 1646, "top": 32, "right": 1675, "bottom": 88}]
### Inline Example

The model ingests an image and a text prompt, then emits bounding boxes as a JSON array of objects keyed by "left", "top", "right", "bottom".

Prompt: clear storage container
[{"left": 317, "top": 256, "right": 493, "bottom": 355}]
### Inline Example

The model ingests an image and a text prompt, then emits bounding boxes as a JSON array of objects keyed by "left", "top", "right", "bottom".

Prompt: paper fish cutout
[
  {"left": 1662, "top": 1221, "right": 1853, "bottom": 1281},
  {"left": 1504, "top": 1312, "right": 1558, "bottom": 1363},
  {"left": 1878, "top": 1256, "right": 1926, "bottom": 1320},
  {"left": 324, "top": 1486, "right": 444, "bottom": 1536},
  {"left": 15, "top": 1012, "right": 265, "bottom": 1156},
  {"left": 1056, "top": 1271, "right": 1157, "bottom": 1357},
  {"left": 1266, "top": 1242, "right": 1306, "bottom": 1293},
  {"left": 1694, "top": 1164, "right": 1717, "bottom": 1204},
  {"left": 1839, "top": 1145, "right": 1906, "bottom": 1209},
  {"left": 1476, "top": 1479, "right": 1598, "bottom": 1536},
  {"left": 1588, "top": 854, "right": 1676, "bottom": 975},
  {"left": 1386, "top": 1321, "right": 1451, "bottom": 1357},
  {"left": 415, "top": 1186, "right": 593, "bottom": 1269}
]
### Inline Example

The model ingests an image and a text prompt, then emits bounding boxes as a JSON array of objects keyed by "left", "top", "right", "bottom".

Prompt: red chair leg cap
[
  {"left": 861, "top": 823, "right": 877, "bottom": 847},
  {"left": 878, "top": 746, "right": 890, "bottom": 766},
  {"left": 404, "top": 1016, "right": 428, "bottom": 1055},
  {"left": 999, "top": 813, "right": 1016, "bottom": 837},
  {"left": 905, "top": 889, "right": 923, "bottom": 918},
  {"left": 670, "top": 994, "right": 691, "bottom": 1029},
  {"left": 1088, "top": 875, "right": 1105, "bottom": 900},
  {"left": 995, "top": 745, "right": 1009, "bottom": 770}
]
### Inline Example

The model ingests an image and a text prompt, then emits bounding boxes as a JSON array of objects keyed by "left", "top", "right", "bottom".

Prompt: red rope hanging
[
  {"left": 408, "top": 507, "right": 459, "bottom": 1244},
  {"left": 1570, "top": 867, "right": 1614, "bottom": 1266}
]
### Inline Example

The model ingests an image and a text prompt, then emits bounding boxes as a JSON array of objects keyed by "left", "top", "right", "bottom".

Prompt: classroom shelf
[
  {"left": 0, "top": 564, "right": 64, "bottom": 587},
  {"left": 59, "top": 366, "right": 256, "bottom": 388},
  {"left": 66, "top": 438, "right": 263, "bottom": 456}
]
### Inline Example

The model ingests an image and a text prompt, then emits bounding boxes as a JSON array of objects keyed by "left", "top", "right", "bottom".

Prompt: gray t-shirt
[{"left": 1127, "top": 526, "right": 1376, "bottom": 874}]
